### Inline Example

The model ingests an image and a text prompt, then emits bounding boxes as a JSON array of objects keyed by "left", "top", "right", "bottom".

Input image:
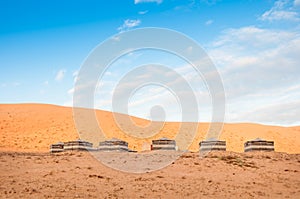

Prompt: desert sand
[
  {"left": 0, "top": 103, "right": 300, "bottom": 198},
  {"left": 0, "top": 103, "right": 299, "bottom": 153},
  {"left": 0, "top": 151, "right": 299, "bottom": 198}
]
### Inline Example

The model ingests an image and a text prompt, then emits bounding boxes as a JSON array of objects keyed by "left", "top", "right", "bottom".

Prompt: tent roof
[
  {"left": 158, "top": 137, "right": 172, "bottom": 140},
  {"left": 206, "top": 137, "right": 218, "bottom": 141},
  {"left": 252, "top": 138, "right": 265, "bottom": 141},
  {"left": 108, "top": 137, "right": 124, "bottom": 141}
]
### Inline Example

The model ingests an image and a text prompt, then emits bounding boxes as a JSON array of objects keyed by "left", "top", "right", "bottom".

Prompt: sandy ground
[
  {"left": 0, "top": 151, "right": 299, "bottom": 198},
  {"left": 0, "top": 103, "right": 299, "bottom": 153},
  {"left": 0, "top": 103, "right": 300, "bottom": 198}
]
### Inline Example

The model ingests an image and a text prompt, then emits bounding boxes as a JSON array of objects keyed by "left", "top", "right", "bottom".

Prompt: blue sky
[{"left": 1, "top": 0, "right": 300, "bottom": 126}]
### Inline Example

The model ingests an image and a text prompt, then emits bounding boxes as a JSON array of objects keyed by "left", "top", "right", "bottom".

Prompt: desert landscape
[
  {"left": 0, "top": 103, "right": 300, "bottom": 198},
  {"left": 2, "top": 0, "right": 300, "bottom": 197},
  {"left": 1, "top": 104, "right": 300, "bottom": 153},
  {"left": 0, "top": 151, "right": 299, "bottom": 198}
]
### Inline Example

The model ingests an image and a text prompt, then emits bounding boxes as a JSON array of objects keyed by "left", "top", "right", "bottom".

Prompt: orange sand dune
[{"left": 0, "top": 103, "right": 299, "bottom": 153}]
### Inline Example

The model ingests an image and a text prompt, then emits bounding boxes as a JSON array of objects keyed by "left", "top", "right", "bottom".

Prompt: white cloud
[
  {"left": 1, "top": 82, "right": 21, "bottom": 87},
  {"left": 261, "top": 10, "right": 299, "bottom": 21},
  {"left": 72, "top": 70, "right": 79, "bottom": 82},
  {"left": 212, "top": 26, "right": 296, "bottom": 49},
  {"left": 67, "top": 88, "right": 74, "bottom": 95},
  {"left": 55, "top": 69, "right": 66, "bottom": 82},
  {"left": 134, "top": 0, "right": 162, "bottom": 4},
  {"left": 208, "top": 26, "right": 300, "bottom": 125},
  {"left": 205, "top": 19, "right": 213, "bottom": 25},
  {"left": 13, "top": 82, "right": 20, "bottom": 87},
  {"left": 118, "top": 19, "right": 141, "bottom": 32},
  {"left": 39, "top": 89, "right": 45, "bottom": 94},
  {"left": 63, "top": 70, "right": 79, "bottom": 106},
  {"left": 200, "top": 0, "right": 221, "bottom": 5},
  {"left": 44, "top": 81, "right": 49, "bottom": 85},
  {"left": 294, "top": 0, "right": 300, "bottom": 6},
  {"left": 235, "top": 101, "right": 300, "bottom": 126},
  {"left": 112, "top": 36, "right": 121, "bottom": 42},
  {"left": 63, "top": 101, "right": 73, "bottom": 107},
  {"left": 127, "top": 85, "right": 181, "bottom": 121},
  {"left": 138, "top": 10, "right": 148, "bottom": 15},
  {"left": 260, "top": 0, "right": 300, "bottom": 21}
]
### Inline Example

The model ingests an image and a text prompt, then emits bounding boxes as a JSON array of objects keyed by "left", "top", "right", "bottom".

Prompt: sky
[{"left": 0, "top": 0, "right": 300, "bottom": 126}]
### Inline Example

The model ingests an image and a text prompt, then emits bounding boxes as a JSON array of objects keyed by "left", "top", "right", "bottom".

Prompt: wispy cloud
[
  {"left": 118, "top": 19, "right": 141, "bottom": 32},
  {"left": 235, "top": 100, "right": 300, "bottom": 126},
  {"left": 260, "top": 0, "right": 300, "bottom": 22},
  {"left": 12, "top": 82, "right": 20, "bottom": 87},
  {"left": 295, "top": 0, "right": 300, "bottom": 6},
  {"left": 55, "top": 69, "right": 66, "bottom": 82},
  {"left": 0, "top": 82, "right": 21, "bottom": 87},
  {"left": 43, "top": 81, "right": 49, "bottom": 86},
  {"left": 134, "top": 0, "right": 162, "bottom": 4},
  {"left": 63, "top": 101, "right": 73, "bottom": 107},
  {"left": 72, "top": 70, "right": 79, "bottom": 82},
  {"left": 138, "top": 10, "right": 148, "bottom": 15},
  {"left": 208, "top": 26, "right": 300, "bottom": 125},
  {"left": 205, "top": 19, "right": 213, "bottom": 25},
  {"left": 67, "top": 87, "right": 74, "bottom": 95},
  {"left": 200, "top": 0, "right": 221, "bottom": 6}
]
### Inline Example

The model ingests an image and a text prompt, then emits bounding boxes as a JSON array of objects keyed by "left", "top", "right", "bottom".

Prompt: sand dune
[
  {"left": 1, "top": 104, "right": 300, "bottom": 198},
  {"left": 0, "top": 103, "right": 299, "bottom": 153}
]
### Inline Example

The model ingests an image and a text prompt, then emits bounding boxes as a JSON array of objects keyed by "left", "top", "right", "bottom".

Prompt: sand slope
[{"left": 0, "top": 103, "right": 299, "bottom": 153}]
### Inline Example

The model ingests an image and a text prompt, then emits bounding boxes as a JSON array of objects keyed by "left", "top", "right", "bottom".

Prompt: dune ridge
[{"left": 0, "top": 103, "right": 299, "bottom": 153}]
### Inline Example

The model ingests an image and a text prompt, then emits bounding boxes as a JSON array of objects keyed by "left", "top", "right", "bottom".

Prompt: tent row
[
  {"left": 50, "top": 137, "right": 275, "bottom": 153},
  {"left": 50, "top": 138, "right": 128, "bottom": 153},
  {"left": 50, "top": 140, "right": 93, "bottom": 153},
  {"left": 199, "top": 138, "right": 274, "bottom": 152},
  {"left": 50, "top": 137, "right": 176, "bottom": 153}
]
